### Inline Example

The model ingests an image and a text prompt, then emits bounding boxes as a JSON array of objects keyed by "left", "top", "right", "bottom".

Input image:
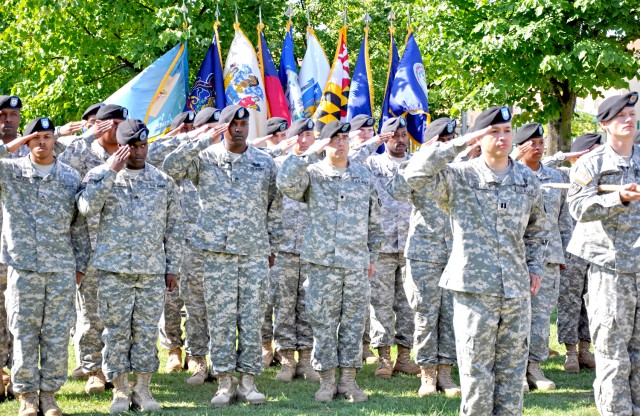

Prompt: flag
[
  {"left": 106, "top": 43, "right": 189, "bottom": 138},
  {"left": 347, "top": 27, "right": 373, "bottom": 121},
  {"left": 299, "top": 27, "right": 330, "bottom": 118},
  {"left": 257, "top": 24, "right": 290, "bottom": 123},
  {"left": 223, "top": 22, "right": 268, "bottom": 140},
  {"left": 312, "top": 25, "right": 350, "bottom": 132},
  {"left": 379, "top": 26, "right": 400, "bottom": 132},
  {"left": 390, "top": 29, "right": 430, "bottom": 146},
  {"left": 185, "top": 22, "right": 226, "bottom": 113},
  {"left": 278, "top": 22, "right": 305, "bottom": 121}
]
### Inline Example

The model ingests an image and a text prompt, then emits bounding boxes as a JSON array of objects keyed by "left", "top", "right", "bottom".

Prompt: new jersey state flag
[
  {"left": 390, "top": 29, "right": 429, "bottom": 145},
  {"left": 346, "top": 26, "right": 373, "bottom": 121},
  {"left": 257, "top": 24, "right": 290, "bottom": 123},
  {"left": 224, "top": 23, "right": 267, "bottom": 139},
  {"left": 299, "top": 27, "right": 330, "bottom": 118},
  {"left": 278, "top": 22, "right": 305, "bottom": 121},
  {"left": 313, "top": 25, "right": 350, "bottom": 132},
  {"left": 106, "top": 43, "right": 188, "bottom": 137},
  {"left": 185, "top": 22, "right": 226, "bottom": 113}
]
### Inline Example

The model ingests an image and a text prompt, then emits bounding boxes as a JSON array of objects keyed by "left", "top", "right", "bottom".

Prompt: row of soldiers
[{"left": 0, "top": 90, "right": 637, "bottom": 416}]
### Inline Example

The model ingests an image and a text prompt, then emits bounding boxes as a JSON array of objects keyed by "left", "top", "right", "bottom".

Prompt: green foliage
[{"left": 572, "top": 111, "right": 603, "bottom": 138}]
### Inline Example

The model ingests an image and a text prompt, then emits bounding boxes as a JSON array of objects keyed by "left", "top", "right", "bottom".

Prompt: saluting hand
[
  {"left": 106, "top": 145, "right": 130, "bottom": 173},
  {"left": 207, "top": 123, "right": 229, "bottom": 144},
  {"left": 511, "top": 141, "right": 532, "bottom": 161},
  {"left": 6, "top": 132, "right": 37, "bottom": 153},
  {"left": 59, "top": 120, "right": 85, "bottom": 136},
  {"left": 86, "top": 119, "right": 114, "bottom": 139},
  {"left": 461, "top": 126, "right": 492, "bottom": 147},
  {"left": 307, "top": 138, "right": 331, "bottom": 155},
  {"left": 251, "top": 134, "right": 273, "bottom": 147},
  {"left": 277, "top": 136, "right": 297, "bottom": 152},
  {"left": 374, "top": 132, "right": 395, "bottom": 146}
]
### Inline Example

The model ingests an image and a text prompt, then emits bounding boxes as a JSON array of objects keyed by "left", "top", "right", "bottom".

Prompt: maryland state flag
[
  {"left": 185, "top": 22, "right": 226, "bottom": 113},
  {"left": 346, "top": 26, "right": 373, "bottom": 120},
  {"left": 313, "top": 25, "right": 350, "bottom": 133},
  {"left": 257, "top": 24, "right": 290, "bottom": 123}
]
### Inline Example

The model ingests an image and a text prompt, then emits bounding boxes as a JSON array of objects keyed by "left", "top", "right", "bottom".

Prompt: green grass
[{"left": 0, "top": 320, "right": 598, "bottom": 415}]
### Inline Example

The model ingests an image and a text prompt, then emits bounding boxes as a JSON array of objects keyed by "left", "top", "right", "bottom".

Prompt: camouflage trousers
[
  {"left": 362, "top": 307, "right": 371, "bottom": 344},
  {"left": 7, "top": 267, "right": 75, "bottom": 393},
  {"left": 74, "top": 264, "right": 104, "bottom": 372},
  {"left": 272, "top": 252, "right": 313, "bottom": 351},
  {"left": 529, "top": 264, "right": 560, "bottom": 362},
  {"left": 159, "top": 275, "right": 184, "bottom": 350},
  {"left": 370, "top": 252, "right": 414, "bottom": 348},
  {"left": 98, "top": 271, "right": 165, "bottom": 381},
  {"left": 306, "top": 263, "right": 369, "bottom": 371},
  {"left": 261, "top": 264, "right": 275, "bottom": 344},
  {"left": 557, "top": 253, "right": 591, "bottom": 345},
  {"left": 180, "top": 243, "right": 208, "bottom": 358},
  {"left": 586, "top": 264, "right": 640, "bottom": 416},
  {"left": 0, "top": 264, "right": 11, "bottom": 368},
  {"left": 404, "top": 259, "right": 456, "bottom": 366},
  {"left": 453, "top": 291, "right": 530, "bottom": 416},
  {"left": 202, "top": 252, "right": 268, "bottom": 376}
]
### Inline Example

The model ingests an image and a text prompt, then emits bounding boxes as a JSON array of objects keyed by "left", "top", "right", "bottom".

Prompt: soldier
[
  {"left": 169, "top": 111, "right": 195, "bottom": 134},
  {"left": 77, "top": 119, "right": 183, "bottom": 413},
  {"left": 270, "top": 118, "right": 318, "bottom": 382},
  {"left": 566, "top": 91, "right": 640, "bottom": 416},
  {"left": 251, "top": 117, "right": 296, "bottom": 161},
  {"left": 163, "top": 105, "right": 280, "bottom": 407},
  {"left": 147, "top": 107, "right": 224, "bottom": 385},
  {"left": 363, "top": 117, "right": 418, "bottom": 379},
  {"left": 403, "top": 106, "right": 547, "bottom": 415},
  {"left": 1, "top": 117, "right": 90, "bottom": 416},
  {"left": 277, "top": 120, "right": 384, "bottom": 403},
  {"left": 348, "top": 114, "right": 394, "bottom": 165},
  {"left": 59, "top": 104, "right": 127, "bottom": 394},
  {"left": 387, "top": 117, "right": 461, "bottom": 397},
  {"left": 513, "top": 123, "right": 572, "bottom": 391},
  {"left": 55, "top": 103, "right": 103, "bottom": 147}
]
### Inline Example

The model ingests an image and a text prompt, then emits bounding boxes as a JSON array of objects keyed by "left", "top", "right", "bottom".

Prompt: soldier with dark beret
[
  {"left": 170, "top": 111, "right": 195, "bottom": 134},
  {"left": 348, "top": 115, "right": 394, "bottom": 164},
  {"left": 252, "top": 117, "right": 295, "bottom": 159}
]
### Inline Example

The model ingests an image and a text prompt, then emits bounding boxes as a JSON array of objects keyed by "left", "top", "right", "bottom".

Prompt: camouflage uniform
[
  {"left": 276, "top": 155, "right": 383, "bottom": 370},
  {"left": 386, "top": 159, "right": 456, "bottom": 366},
  {"left": 567, "top": 144, "right": 640, "bottom": 416},
  {"left": 0, "top": 148, "right": 90, "bottom": 393},
  {"left": 364, "top": 153, "right": 413, "bottom": 349},
  {"left": 77, "top": 162, "right": 183, "bottom": 380},
  {"left": 163, "top": 138, "right": 280, "bottom": 376},
  {"left": 404, "top": 139, "right": 547, "bottom": 415},
  {"left": 58, "top": 134, "right": 110, "bottom": 373},
  {"left": 529, "top": 164, "right": 572, "bottom": 363}
]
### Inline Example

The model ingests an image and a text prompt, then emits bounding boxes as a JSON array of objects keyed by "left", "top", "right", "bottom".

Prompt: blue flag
[
  {"left": 185, "top": 23, "right": 226, "bottom": 113},
  {"left": 278, "top": 22, "right": 305, "bottom": 120},
  {"left": 390, "top": 30, "right": 429, "bottom": 145},
  {"left": 106, "top": 42, "right": 189, "bottom": 137},
  {"left": 346, "top": 27, "right": 373, "bottom": 121}
]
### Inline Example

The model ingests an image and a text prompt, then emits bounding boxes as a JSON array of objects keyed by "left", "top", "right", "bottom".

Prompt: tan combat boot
[
  {"left": 85, "top": 370, "right": 106, "bottom": 394},
  {"left": 436, "top": 364, "right": 461, "bottom": 397},
  {"left": 210, "top": 373, "right": 237, "bottom": 407},
  {"left": 295, "top": 349, "right": 320, "bottom": 382},
  {"left": 548, "top": 347, "right": 560, "bottom": 357},
  {"left": 393, "top": 345, "right": 420, "bottom": 375},
  {"left": 315, "top": 369, "right": 337, "bottom": 402},
  {"left": 165, "top": 347, "right": 183, "bottom": 373},
  {"left": 186, "top": 356, "right": 208, "bottom": 386},
  {"left": 418, "top": 366, "right": 437, "bottom": 397},
  {"left": 131, "top": 372, "right": 161, "bottom": 411},
  {"left": 275, "top": 349, "right": 296, "bottom": 382},
  {"left": 337, "top": 367, "right": 368, "bottom": 402},
  {"left": 526, "top": 361, "right": 556, "bottom": 390},
  {"left": 362, "top": 342, "right": 378, "bottom": 364},
  {"left": 110, "top": 372, "right": 130, "bottom": 414},
  {"left": 18, "top": 392, "right": 38, "bottom": 416},
  {"left": 236, "top": 373, "right": 266, "bottom": 404},
  {"left": 0, "top": 368, "right": 9, "bottom": 385},
  {"left": 261, "top": 342, "right": 274, "bottom": 369},
  {"left": 578, "top": 340, "right": 596, "bottom": 369},
  {"left": 564, "top": 344, "right": 579, "bottom": 373},
  {"left": 70, "top": 366, "right": 87, "bottom": 380},
  {"left": 39, "top": 391, "right": 62, "bottom": 416},
  {"left": 375, "top": 346, "right": 393, "bottom": 379}
]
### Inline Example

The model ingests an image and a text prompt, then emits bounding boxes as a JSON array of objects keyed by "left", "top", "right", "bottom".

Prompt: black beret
[
  {"left": 171, "top": 111, "right": 195, "bottom": 130},
  {"left": 193, "top": 107, "right": 221, "bottom": 127},
  {"left": 287, "top": 118, "right": 315, "bottom": 138},
  {"left": 380, "top": 117, "right": 407, "bottom": 134},
  {"left": 0, "top": 96, "right": 22, "bottom": 110},
  {"left": 423, "top": 117, "right": 456, "bottom": 141},
  {"left": 320, "top": 120, "right": 350, "bottom": 139},
  {"left": 266, "top": 117, "right": 288, "bottom": 136},
  {"left": 82, "top": 103, "right": 104, "bottom": 120},
  {"left": 469, "top": 106, "right": 512, "bottom": 133},
  {"left": 350, "top": 114, "right": 375, "bottom": 131},
  {"left": 219, "top": 105, "right": 250, "bottom": 125},
  {"left": 116, "top": 119, "right": 149, "bottom": 145},
  {"left": 514, "top": 122, "right": 544, "bottom": 145},
  {"left": 597, "top": 92, "right": 638, "bottom": 122},
  {"left": 24, "top": 117, "right": 55, "bottom": 135},
  {"left": 570, "top": 133, "right": 602, "bottom": 153},
  {"left": 96, "top": 104, "right": 128, "bottom": 121}
]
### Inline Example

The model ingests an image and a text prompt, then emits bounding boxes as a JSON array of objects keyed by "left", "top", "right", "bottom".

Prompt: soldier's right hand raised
[
  {"left": 86, "top": 120, "right": 114, "bottom": 139},
  {"left": 6, "top": 132, "right": 37, "bottom": 153},
  {"left": 306, "top": 138, "right": 331, "bottom": 155},
  {"left": 106, "top": 145, "right": 130, "bottom": 173}
]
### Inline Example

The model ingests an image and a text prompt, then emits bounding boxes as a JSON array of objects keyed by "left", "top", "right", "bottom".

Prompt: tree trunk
[{"left": 546, "top": 85, "right": 576, "bottom": 154}]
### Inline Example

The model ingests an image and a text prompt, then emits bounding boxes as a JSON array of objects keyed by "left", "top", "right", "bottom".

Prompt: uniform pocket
[{"left": 592, "top": 309, "right": 617, "bottom": 359}]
